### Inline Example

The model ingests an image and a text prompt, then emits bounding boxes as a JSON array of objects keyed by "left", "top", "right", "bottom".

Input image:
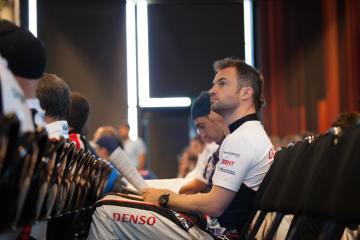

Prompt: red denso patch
[
  {"left": 112, "top": 213, "right": 156, "bottom": 225},
  {"left": 221, "top": 159, "right": 235, "bottom": 166},
  {"left": 268, "top": 147, "right": 276, "bottom": 159}
]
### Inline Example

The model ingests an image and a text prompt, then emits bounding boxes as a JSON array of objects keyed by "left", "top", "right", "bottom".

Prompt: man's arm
[
  {"left": 178, "top": 179, "right": 207, "bottom": 194},
  {"left": 142, "top": 185, "right": 236, "bottom": 217}
]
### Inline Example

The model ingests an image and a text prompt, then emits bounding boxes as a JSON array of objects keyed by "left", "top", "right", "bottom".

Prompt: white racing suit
[{"left": 87, "top": 193, "right": 215, "bottom": 240}]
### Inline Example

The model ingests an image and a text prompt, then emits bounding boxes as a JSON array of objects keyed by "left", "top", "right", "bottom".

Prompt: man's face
[
  {"left": 209, "top": 67, "right": 241, "bottom": 115},
  {"left": 118, "top": 125, "right": 129, "bottom": 140},
  {"left": 96, "top": 146, "right": 109, "bottom": 160},
  {"left": 194, "top": 115, "right": 224, "bottom": 144}
]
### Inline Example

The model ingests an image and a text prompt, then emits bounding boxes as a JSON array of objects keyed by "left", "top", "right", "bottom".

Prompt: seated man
[
  {"left": 142, "top": 58, "right": 274, "bottom": 238},
  {"left": 36, "top": 73, "right": 71, "bottom": 140},
  {"left": 179, "top": 91, "right": 229, "bottom": 194},
  {"left": 88, "top": 58, "right": 274, "bottom": 239}
]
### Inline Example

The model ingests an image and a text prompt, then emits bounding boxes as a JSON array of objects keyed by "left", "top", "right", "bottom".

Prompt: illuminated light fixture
[
  {"left": 28, "top": 0, "right": 37, "bottom": 37},
  {"left": 126, "top": 0, "right": 138, "bottom": 140},
  {"left": 243, "top": 0, "right": 254, "bottom": 66},
  {"left": 139, "top": 97, "right": 192, "bottom": 108},
  {"left": 136, "top": 0, "right": 191, "bottom": 108}
]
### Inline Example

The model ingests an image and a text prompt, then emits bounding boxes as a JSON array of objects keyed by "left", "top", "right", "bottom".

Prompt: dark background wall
[
  {"left": 148, "top": 2, "right": 244, "bottom": 97},
  {"left": 37, "top": 0, "right": 128, "bottom": 137}
]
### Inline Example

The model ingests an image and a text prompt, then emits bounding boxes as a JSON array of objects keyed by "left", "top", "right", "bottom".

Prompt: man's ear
[{"left": 241, "top": 87, "right": 253, "bottom": 99}]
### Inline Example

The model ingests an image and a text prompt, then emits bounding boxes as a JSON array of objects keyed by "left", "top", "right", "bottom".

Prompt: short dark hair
[
  {"left": 66, "top": 92, "right": 90, "bottom": 133},
  {"left": 191, "top": 91, "right": 211, "bottom": 121},
  {"left": 331, "top": 111, "right": 360, "bottom": 130},
  {"left": 213, "top": 57, "right": 266, "bottom": 111},
  {"left": 36, "top": 73, "right": 70, "bottom": 119}
]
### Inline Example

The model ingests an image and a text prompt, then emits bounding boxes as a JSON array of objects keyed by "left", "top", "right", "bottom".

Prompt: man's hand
[{"left": 142, "top": 188, "right": 176, "bottom": 204}]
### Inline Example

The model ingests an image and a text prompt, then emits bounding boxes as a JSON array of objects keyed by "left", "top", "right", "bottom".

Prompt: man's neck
[
  {"left": 44, "top": 115, "right": 60, "bottom": 124},
  {"left": 223, "top": 105, "right": 256, "bottom": 126}
]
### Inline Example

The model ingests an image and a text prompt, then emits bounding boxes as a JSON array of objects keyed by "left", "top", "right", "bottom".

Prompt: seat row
[
  {"left": 0, "top": 114, "right": 112, "bottom": 232},
  {"left": 241, "top": 123, "right": 360, "bottom": 240}
]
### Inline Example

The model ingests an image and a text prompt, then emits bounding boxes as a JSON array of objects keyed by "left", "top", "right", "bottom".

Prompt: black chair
[
  {"left": 244, "top": 138, "right": 315, "bottom": 240},
  {"left": 284, "top": 131, "right": 341, "bottom": 240},
  {"left": 0, "top": 114, "right": 20, "bottom": 177},
  {"left": 39, "top": 139, "right": 66, "bottom": 220},
  {"left": 0, "top": 114, "right": 20, "bottom": 232},
  {"left": 86, "top": 158, "right": 109, "bottom": 207},
  {"left": 17, "top": 128, "right": 49, "bottom": 226},
  {"left": 245, "top": 142, "right": 302, "bottom": 239},
  {"left": 52, "top": 142, "right": 76, "bottom": 217},
  {"left": 34, "top": 140, "right": 58, "bottom": 220},
  {"left": 66, "top": 151, "right": 91, "bottom": 212},
  {"left": 324, "top": 124, "right": 360, "bottom": 224},
  {"left": 63, "top": 148, "right": 84, "bottom": 213},
  {"left": 0, "top": 131, "right": 38, "bottom": 230},
  {"left": 297, "top": 125, "right": 360, "bottom": 240}
]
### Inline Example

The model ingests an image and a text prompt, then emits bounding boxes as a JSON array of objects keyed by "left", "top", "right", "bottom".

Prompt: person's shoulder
[
  {"left": 220, "top": 131, "right": 248, "bottom": 155},
  {"left": 233, "top": 121, "right": 267, "bottom": 138},
  {"left": 223, "top": 121, "right": 270, "bottom": 151}
]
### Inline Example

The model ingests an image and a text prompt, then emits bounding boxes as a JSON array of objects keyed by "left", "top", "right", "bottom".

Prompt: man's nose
[{"left": 208, "top": 86, "right": 216, "bottom": 96}]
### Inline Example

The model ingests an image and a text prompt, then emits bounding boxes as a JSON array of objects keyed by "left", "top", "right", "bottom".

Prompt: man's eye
[{"left": 219, "top": 81, "right": 226, "bottom": 86}]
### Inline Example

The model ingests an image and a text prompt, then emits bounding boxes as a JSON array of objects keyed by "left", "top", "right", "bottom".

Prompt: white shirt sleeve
[
  {"left": 212, "top": 134, "right": 254, "bottom": 192},
  {"left": 0, "top": 56, "right": 34, "bottom": 132}
]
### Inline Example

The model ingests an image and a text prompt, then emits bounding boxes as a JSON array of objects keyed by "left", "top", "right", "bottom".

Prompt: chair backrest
[
  {"left": 18, "top": 128, "right": 49, "bottom": 226},
  {"left": 257, "top": 141, "right": 307, "bottom": 211},
  {"left": 275, "top": 134, "right": 335, "bottom": 214},
  {"left": 297, "top": 131, "right": 340, "bottom": 217},
  {"left": 323, "top": 124, "right": 360, "bottom": 224},
  {"left": 52, "top": 143, "right": 76, "bottom": 216},
  {"left": 0, "top": 131, "right": 37, "bottom": 230},
  {"left": 39, "top": 139, "right": 66, "bottom": 219},
  {"left": 252, "top": 147, "right": 286, "bottom": 208},
  {"left": 0, "top": 114, "right": 20, "bottom": 176}
]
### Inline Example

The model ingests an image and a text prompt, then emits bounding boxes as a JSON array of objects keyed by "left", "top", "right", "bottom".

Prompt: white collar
[{"left": 46, "top": 120, "right": 69, "bottom": 140}]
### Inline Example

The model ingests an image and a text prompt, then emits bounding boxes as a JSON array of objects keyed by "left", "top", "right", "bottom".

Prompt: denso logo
[
  {"left": 112, "top": 213, "right": 156, "bottom": 225},
  {"left": 221, "top": 159, "right": 235, "bottom": 166}
]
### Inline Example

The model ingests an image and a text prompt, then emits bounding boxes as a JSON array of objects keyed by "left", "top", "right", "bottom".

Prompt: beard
[
  {"left": 211, "top": 101, "right": 228, "bottom": 115},
  {"left": 210, "top": 98, "right": 239, "bottom": 117}
]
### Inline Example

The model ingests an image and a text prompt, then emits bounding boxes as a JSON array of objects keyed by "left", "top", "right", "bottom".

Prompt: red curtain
[{"left": 256, "top": 0, "right": 360, "bottom": 136}]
